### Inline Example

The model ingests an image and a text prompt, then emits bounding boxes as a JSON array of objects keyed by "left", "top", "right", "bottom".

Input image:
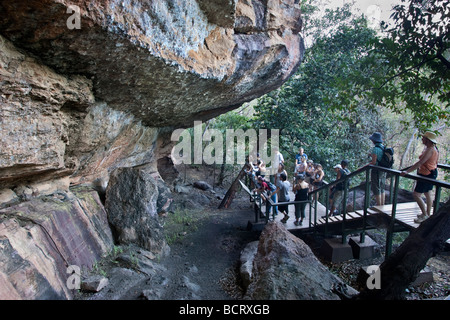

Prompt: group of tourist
[
  {"left": 248, "top": 147, "right": 326, "bottom": 226},
  {"left": 247, "top": 130, "right": 440, "bottom": 226}
]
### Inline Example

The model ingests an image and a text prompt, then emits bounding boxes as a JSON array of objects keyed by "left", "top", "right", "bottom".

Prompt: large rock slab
[
  {"left": 0, "top": 186, "right": 114, "bottom": 299},
  {"left": 244, "top": 221, "right": 358, "bottom": 300},
  {"left": 0, "top": 0, "right": 305, "bottom": 188},
  {"left": 0, "top": 0, "right": 305, "bottom": 301},
  {"left": 0, "top": 35, "right": 162, "bottom": 189}
]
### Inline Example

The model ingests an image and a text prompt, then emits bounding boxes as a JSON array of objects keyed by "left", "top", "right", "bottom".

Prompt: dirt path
[
  {"left": 158, "top": 208, "right": 259, "bottom": 300},
  {"left": 76, "top": 198, "right": 260, "bottom": 300}
]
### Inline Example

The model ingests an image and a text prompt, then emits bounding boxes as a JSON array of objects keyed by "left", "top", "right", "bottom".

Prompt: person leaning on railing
[{"left": 400, "top": 131, "right": 440, "bottom": 223}]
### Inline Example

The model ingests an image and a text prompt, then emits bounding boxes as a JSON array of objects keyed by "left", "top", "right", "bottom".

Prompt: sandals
[{"left": 281, "top": 215, "right": 289, "bottom": 223}]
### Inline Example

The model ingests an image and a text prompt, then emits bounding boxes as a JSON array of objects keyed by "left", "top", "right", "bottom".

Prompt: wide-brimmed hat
[
  {"left": 423, "top": 131, "right": 438, "bottom": 144},
  {"left": 369, "top": 132, "right": 383, "bottom": 143}
]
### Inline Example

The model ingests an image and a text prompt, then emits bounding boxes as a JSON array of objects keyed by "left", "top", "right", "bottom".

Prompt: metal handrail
[
  {"left": 306, "top": 163, "right": 450, "bottom": 255},
  {"left": 244, "top": 163, "right": 449, "bottom": 256},
  {"left": 263, "top": 163, "right": 450, "bottom": 218}
]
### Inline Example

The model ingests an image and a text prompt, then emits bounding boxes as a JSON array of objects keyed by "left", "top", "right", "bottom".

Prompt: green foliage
[
  {"left": 337, "top": 0, "right": 450, "bottom": 131},
  {"left": 248, "top": 0, "right": 449, "bottom": 179},
  {"left": 163, "top": 209, "right": 199, "bottom": 245}
]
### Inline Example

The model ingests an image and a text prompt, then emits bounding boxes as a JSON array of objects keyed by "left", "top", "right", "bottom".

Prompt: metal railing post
[
  {"left": 386, "top": 173, "right": 400, "bottom": 257},
  {"left": 389, "top": 173, "right": 394, "bottom": 204},
  {"left": 308, "top": 194, "right": 312, "bottom": 229},
  {"left": 361, "top": 168, "right": 371, "bottom": 244},
  {"left": 324, "top": 187, "right": 329, "bottom": 236},
  {"left": 341, "top": 177, "right": 349, "bottom": 244},
  {"left": 254, "top": 192, "right": 259, "bottom": 223},
  {"left": 314, "top": 194, "right": 318, "bottom": 228},
  {"left": 434, "top": 186, "right": 441, "bottom": 215}
]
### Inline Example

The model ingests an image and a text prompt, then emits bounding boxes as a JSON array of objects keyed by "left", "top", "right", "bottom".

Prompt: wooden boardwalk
[
  {"left": 240, "top": 180, "right": 327, "bottom": 230},
  {"left": 370, "top": 202, "right": 433, "bottom": 231},
  {"left": 314, "top": 207, "right": 380, "bottom": 226},
  {"left": 273, "top": 201, "right": 439, "bottom": 235},
  {"left": 240, "top": 179, "right": 447, "bottom": 244},
  {"left": 309, "top": 202, "right": 434, "bottom": 233},
  {"left": 270, "top": 199, "right": 327, "bottom": 231}
]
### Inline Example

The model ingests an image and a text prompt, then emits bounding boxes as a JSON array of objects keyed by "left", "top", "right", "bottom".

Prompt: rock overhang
[{"left": 0, "top": 0, "right": 304, "bottom": 128}]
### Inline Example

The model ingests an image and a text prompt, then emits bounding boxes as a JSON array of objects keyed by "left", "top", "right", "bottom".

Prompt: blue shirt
[
  {"left": 295, "top": 153, "right": 308, "bottom": 163},
  {"left": 371, "top": 143, "right": 384, "bottom": 165}
]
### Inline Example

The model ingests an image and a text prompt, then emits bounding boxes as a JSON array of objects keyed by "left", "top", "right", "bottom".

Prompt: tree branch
[
  {"left": 437, "top": 52, "right": 450, "bottom": 69},
  {"left": 374, "top": 55, "right": 439, "bottom": 91}
]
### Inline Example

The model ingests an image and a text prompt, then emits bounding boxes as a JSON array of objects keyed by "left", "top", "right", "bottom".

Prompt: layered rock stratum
[{"left": 0, "top": 0, "right": 304, "bottom": 299}]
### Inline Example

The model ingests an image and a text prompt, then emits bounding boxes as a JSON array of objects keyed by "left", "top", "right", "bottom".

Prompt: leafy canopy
[{"left": 335, "top": 0, "right": 450, "bottom": 131}]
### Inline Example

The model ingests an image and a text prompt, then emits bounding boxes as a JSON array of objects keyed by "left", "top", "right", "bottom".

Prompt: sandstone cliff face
[
  {"left": 0, "top": 187, "right": 113, "bottom": 299},
  {"left": 0, "top": 0, "right": 304, "bottom": 299},
  {"left": 1, "top": 0, "right": 304, "bottom": 189},
  {"left": 0, "top": 0, "right": 303, "bottom": 127}
]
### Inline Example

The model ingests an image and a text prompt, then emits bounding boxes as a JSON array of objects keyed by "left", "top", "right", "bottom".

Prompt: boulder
[
  {"left": 105, "top": 166, "right": 170, "bottom": 257},
  {"left": 244, "top": 221, "right": 358, "bottom": 300},
  {"left": 193, "top": 180, "right": 213, "bottom": 191},
  {"left": 0, "top": 188, "right": 19, "bottom": 208},
  {"left": 154, "top": 175, "right": 174, "bottom": 214},
  {"left": 239, "top": 240, "right": 259, "bottom": 288},
  {"left": 80, "top": 275, "right": 109, "bottom": 293}
]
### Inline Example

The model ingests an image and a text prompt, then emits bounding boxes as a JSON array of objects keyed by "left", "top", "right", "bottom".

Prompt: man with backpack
[
  {"left": 255, "top": 175, "right": 278, "bottom": 217},
  {"left": 367, "top": 132, "right": 389, "bottom": 206},
  {"left": 329, "top": 160, "right": 351, "bottom": 216}
]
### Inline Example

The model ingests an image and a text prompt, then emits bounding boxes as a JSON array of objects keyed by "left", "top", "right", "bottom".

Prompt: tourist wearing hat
[
  {"left": 367, "top": 132, "right": 387, "bottom": 206},
  {"left": 401, "top": 131, "right": 440, "bottom": 223}
]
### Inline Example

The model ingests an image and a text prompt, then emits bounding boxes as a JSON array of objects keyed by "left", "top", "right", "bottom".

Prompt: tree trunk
[
  {"left": 400, "top": 128, "right": 418, "bottom": 169},
  {"left": 218, "top": 164, "right": 249, "bottom": 209},
  {"left": 356, "top": 198, "right": 450, "bottom": 299}
]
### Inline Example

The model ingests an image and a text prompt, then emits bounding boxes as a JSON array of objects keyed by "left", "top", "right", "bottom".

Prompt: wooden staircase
[{"left": 316, "top": 207, "right": 379, "bottom": 226}]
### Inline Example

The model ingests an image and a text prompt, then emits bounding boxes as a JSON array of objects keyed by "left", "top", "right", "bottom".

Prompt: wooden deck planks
[
  {"left": 371, "top": 202, "right": 434, "bottom": 230},
  {"left": 312, "top": 202, "right": 431, "bottom": 230}
]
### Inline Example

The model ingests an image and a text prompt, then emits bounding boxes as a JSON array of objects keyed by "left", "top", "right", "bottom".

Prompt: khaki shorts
[{"left": 371, "top": 169, "right": 386, "bottom": 196}]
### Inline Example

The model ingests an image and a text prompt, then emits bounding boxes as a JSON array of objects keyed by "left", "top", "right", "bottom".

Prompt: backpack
[
  {"left": 267, "top": 181, "right": 277, "bottom": 191},
  {"left": 376, "top": 145, "right": 394, "bottom": 168},
  {"left": 336, "top": 168, "right": 351, "bottom": 190}
]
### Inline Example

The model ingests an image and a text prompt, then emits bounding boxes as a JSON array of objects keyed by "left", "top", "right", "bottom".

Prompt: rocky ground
[
  {"left": 320, "top": 230, "right": 450, "bottom": 300},
  {"left": 75, "top": 165, "right": 449, "bottom": 301}
]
